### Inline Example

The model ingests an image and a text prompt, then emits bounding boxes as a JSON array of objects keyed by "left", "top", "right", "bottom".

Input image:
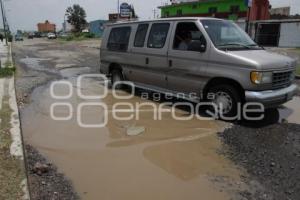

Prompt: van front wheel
[
  {"left": 207, "top": 85, "right": 242, "bottom": 119},
  {"left": 111, "top": 70, "right": 124, "bottom": 90}
]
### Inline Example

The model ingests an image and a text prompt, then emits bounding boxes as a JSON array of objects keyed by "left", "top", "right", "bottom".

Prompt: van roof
[{"left": 106, "top": 17, "right": 223, "bottom": 26}]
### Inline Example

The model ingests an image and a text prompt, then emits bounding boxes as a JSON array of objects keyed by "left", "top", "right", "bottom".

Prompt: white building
[{"left": 62, "top": 21, "right": 73, "bottom": 33}]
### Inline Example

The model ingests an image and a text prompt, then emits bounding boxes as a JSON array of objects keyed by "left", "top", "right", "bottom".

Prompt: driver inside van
[{"left": 178, "top": 31, "right": 192, "bottom": 50}]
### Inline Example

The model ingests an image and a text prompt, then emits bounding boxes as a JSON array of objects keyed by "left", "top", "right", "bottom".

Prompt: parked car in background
[
  {"left": 28, "top": 33, "right": 34, "bottom": 39},
  {"left": 34, "top": 31, "right": 42, "bottom": 38},
  {"left": 47, "top": 32, "right": 57, "bottom": 39},
  {"left": 41, "top": 32, "right": 48, "bottom": 37},
  {"left": 15, "top": 34, "right": 23, "bottom": 41},
  {"left": 58, "top": 32, "right": 69, "bottom": 38},
  {"left": 100, "top": 17, "right": 297, "bottom": 118}
]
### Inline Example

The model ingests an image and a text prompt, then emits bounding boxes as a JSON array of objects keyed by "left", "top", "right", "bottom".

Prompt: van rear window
[{"left": 107, "top": 27, "right": 131, "bottom": 52}]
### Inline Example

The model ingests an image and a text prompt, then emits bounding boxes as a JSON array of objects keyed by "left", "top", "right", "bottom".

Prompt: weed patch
[{"left": 0, "top": 67, "right": 16, "bottom": 78}]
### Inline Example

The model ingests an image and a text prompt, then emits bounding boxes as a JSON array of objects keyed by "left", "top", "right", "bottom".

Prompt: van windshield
[{"left": 201, "top": 19, "right": 261, "bottom": 50}]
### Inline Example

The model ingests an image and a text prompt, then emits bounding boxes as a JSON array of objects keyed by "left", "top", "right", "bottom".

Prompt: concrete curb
[
  {"left": 10, "top": 42, "right": 31, "bottom": 200},
  {"left": 8, "top": 77, "right": 30, "bottom": 200}
]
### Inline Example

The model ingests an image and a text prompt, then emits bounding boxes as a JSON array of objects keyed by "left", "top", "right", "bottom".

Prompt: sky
[{"left": 1, "top": 0, "right": 300, "bottom": 32}]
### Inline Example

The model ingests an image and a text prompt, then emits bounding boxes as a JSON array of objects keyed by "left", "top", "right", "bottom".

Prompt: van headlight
[{"left": 250, "top": 71, "right": 273, "bottom": 84}]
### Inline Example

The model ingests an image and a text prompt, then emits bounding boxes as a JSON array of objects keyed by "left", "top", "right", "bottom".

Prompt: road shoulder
[{"left": 0, "top": 42, "right": 30, "bottom": 200}]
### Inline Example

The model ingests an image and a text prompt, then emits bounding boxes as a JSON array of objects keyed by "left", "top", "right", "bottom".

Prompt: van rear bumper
[{"left": 245, "top": 84, "right": 297, "bottom": 107}]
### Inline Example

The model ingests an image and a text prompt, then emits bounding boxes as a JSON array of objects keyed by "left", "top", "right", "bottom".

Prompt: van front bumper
[{"left": 245, "top": 84, "right": 297, "bottom": 108}]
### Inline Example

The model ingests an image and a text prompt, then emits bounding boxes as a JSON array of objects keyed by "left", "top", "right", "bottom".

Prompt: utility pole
[
  {"left": 117, "top": 0, "right": 120, "bottom": 14},
  {"left": 117, "top": 0, "right": 120, "bottom": 20},
  {"left": 245, "top": 0, "right": 252, "bottom": 34},
  {"left": 0, "top": 0, "right": 8, "bottom": 45}
]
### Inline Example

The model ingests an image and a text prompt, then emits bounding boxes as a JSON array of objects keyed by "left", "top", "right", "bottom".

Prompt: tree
[{"left": 66, "top": 4, "right": 87, "bottom": 33}]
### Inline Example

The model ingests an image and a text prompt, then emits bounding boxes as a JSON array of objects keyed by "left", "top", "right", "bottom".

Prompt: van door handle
[
  {"left": 169, "top": 60, "right": 173, "bottom": 67},
  {"left": 145, "top": 57, "right": 149, "bottom": 65}
]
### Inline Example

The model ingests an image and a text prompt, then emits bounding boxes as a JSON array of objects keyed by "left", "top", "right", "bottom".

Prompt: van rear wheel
[
  {"left": 207, "top": 85, "right": 242, "bottom": 120},
  {"left": 111, "top": 69, "right": 124, "bottom": 90}
]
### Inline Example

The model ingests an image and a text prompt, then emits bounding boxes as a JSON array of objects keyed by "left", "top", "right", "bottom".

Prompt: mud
[
  {"left": 15, "top": 39, "right": 300, "bottom": 200},
  {"left": 26, "top": 145, "right": 79, "bottom": 200},
  {"left": 14, "top": 38, "right": 101, "bottom": 199},
  {"left": 20, "top": 76, "right": 247, "bottom": 200},
  {"left": 13, "top": 38, "right": 100, "bottom": 106},
  {"left": 279, "top": 97, "right": 300, "bottom": 124}
]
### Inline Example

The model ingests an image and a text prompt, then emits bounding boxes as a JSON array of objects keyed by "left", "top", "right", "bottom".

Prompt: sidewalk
[{"left": 0, "top": 41, "right": 30, "bottom": 199}]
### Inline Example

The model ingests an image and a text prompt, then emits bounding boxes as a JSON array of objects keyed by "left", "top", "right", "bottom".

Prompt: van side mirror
[{"left": 188, "top": 41, "right": 207, "bottom": 53}]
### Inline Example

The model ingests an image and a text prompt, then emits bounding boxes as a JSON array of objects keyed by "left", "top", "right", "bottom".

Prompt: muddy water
[
  {"left": 279, "top": 97, "right": 300, "bottom": 124},
  {"left": 21, "top": 77, "right": 243, "bottom": 200}
]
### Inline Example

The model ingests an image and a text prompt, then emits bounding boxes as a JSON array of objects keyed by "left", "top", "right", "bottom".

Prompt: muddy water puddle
[
  {"left": 279, "top": 97, "right": 300, "bottom": 124},
  {"left": 22, "top": 77, "right": 246, "bottom": 200}
]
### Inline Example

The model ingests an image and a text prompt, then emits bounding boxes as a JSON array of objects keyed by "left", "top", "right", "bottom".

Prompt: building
[
  {"left": 37, "top": 20, "right": 56, "bottom": 33},
  {"left": 62, "top": 21, "right": 73, "bottom": 33},
  {"left": 249, "top": 19, "right": 300, "bottom": 47},
  {"left": 248, "top": 0, "right": 270, "bottom": 21},
  {"left": 89, "top": 20, "right": 108, "bottom": 37},
  {"left": 270, "top": 7, "right": 291, "bottom": 16},
  {"left": 159, "top": 0, "right": 270, "bottom": 21},
  {"left": 269, "top": 6, "right": 292, "bottom": 19},
  {"left": 109, "top": 13, "right": 121, "bottom": 22}
]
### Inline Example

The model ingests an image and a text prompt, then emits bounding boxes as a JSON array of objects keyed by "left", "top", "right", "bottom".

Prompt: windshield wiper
[
  {"left": 217, "top": 43, "right": 252, "bottom": 49},
  {"left": 247, "top": 44, "right": 264, "bottom": 49}
]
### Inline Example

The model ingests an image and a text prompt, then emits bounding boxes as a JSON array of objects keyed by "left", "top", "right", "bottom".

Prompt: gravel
[
  {"left": 25, "top": 145, "right": 79, "bottom": 200},
  {"left": 218, "top": 123, "right": 300, "bottom": 200}
]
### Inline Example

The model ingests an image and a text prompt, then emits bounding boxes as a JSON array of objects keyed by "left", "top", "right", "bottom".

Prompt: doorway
[{"left": 255, "top": 23, "right": 281, "bottom": 46}]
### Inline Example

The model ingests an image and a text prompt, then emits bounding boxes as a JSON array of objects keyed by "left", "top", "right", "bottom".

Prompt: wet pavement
[{"left": 14, "top": 39, "right": 300, "bottom": 200}]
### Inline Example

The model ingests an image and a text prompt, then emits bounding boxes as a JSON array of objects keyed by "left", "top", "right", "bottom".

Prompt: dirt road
[{"left": 14, "top": 38, "right": 300, "bottom": 200}]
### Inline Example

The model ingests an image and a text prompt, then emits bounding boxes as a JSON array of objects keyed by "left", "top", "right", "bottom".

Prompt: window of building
[
  {"left": 230, "top": 5, "right": 240, "bottom": 13},
  {"left": 107, "top": 27, "right": 131, "bottom": 51},
  {"left": 147, "top": 23, "right": 170, "bottom": 49},
  {"left": 177, "top": 9, "right": 183, "bottom": 16},
  {"left": 209, "top": 7, "right": 218, "bottom": 14},
  {"left": 173, "top": 22, "right": 206, "bottom": 52},
  {"left": 134, "top": 24, "right": 149, "bottom": 47}
]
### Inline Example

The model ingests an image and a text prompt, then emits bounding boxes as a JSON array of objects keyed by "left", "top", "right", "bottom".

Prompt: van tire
[
  {"left": 207, "top": 85, "right": 242, "bottom": 120},
  {"left": 111, "top": 69, "right": 124, "bottom": 90}
]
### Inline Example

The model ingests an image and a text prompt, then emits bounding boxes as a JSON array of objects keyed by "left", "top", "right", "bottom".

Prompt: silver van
[{"left": 100, "top": 17, "right": 297, "bottom": 117}]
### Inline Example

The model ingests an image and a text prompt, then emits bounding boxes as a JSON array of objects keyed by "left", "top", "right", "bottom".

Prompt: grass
[
  {"left": 0, "top": 50, "right": 16, "bottom": 78},
  {"left": 0, "top": 67, "right": 16, "bottom": 78},
  {"left": 0, "top": 92, "right": 25, "bottom": 200},
  {"left": 297, "top": 64, "right": 300, "bottom": 76}
]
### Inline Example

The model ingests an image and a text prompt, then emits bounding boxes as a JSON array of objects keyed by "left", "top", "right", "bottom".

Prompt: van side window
[
  {"left": 134, "top": 24, "right": 149, "bottom": 47},
  {"left": 147, "top": 23, "right": 170, "bottom": 49},
  {"left": 107, "top": 27, "right": 131, "bottom": 52},
  {"left": 173, "top": 22, "right": 206, "bottom": 52}
]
